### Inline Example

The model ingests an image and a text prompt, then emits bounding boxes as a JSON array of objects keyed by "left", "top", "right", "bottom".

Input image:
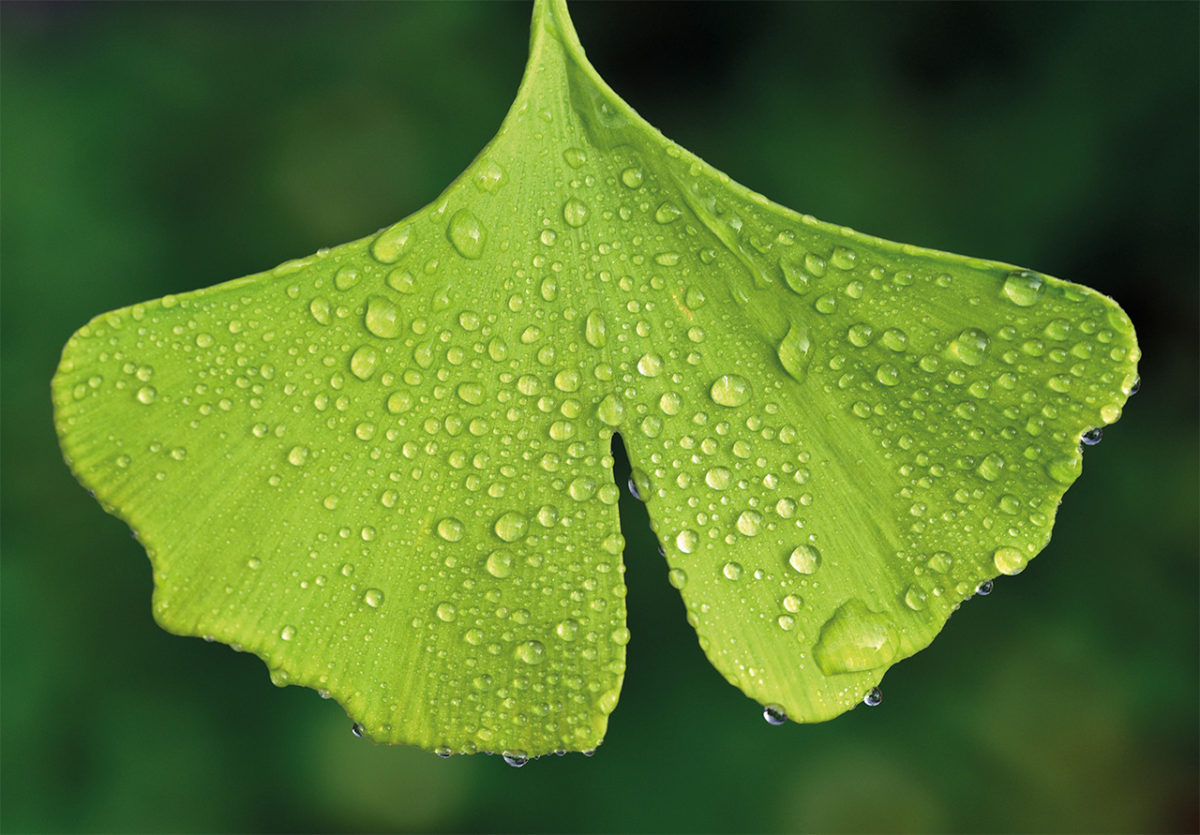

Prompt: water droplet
[
  {"left": 620, "top": 167, "right": 644, "bottom": 188},
  {"left": 782, "top": 594, "right": 803, "bottom": 613},
  {"left": 371, "top": 222, "right": 413, "bottom": 263},
  {"left": 903, "top": 585, "right": 927, "bottom": 611},
  {"left": 763, "top": 704, "right": 788, "bottom": 725},
  {"left": 976, "top": 453, "right": 1006, "bottom": 482},
  {"left": 863, "top": 687, "right": 883, "bottom": 707},
  {"left": 722, "top": 561, "right": 743, "bottom": 581},
  {"left": 436, "top": 601, "right": 456, "bottom": 621},
  {"left": 485, "top": 551, "right": 513, "bottom": 578},
  {"left": 350, "top": 346, "right": 378, "bottom": 380},
  {"left": 437, "top": 518, "right": 464, "bottom": 542},
  {"left": 667, "top": 568, "right": 688, "bottom": 589},
  {"left": 351, "top": 722, "right": 366, "bottom": 738},
  {"left": 874, "top": 364, "right": 900, "bottom": 387},
  {"left": 364, "top": 588, "right": 384, "bottom": 608},
  {"left": 976, "top": 579, "right": 994, "bottom": 596},
  {"left": 1002, "top": 270, "right": 1045, "bottom": 307},
  {"left": 515, "top": 641, "right": 546, "bottom": 665},
  {"left": 812, "top": 599, "right": 898, "bottom": 675},
  {"left": 334, "top": 266, "right": 360, "bottom": 291},
  {"left": 563, "top": 147, "right": 587, "bottom": 168},
  {"left": 585, "top": 310, "right": 607, "bottom": 348},
  {"left": 447, "top": 209, "right": 486, "bottom": 259},
  {"left": 710, "top": 375, "right": 751, "bottom": 407},
  {"left": 597, "top": 394, "right": 624, "bottom": 426},
  {"left": 287, "top": 446, "right": 309, "bottom": 466},
  {"left": 503, "top": 750, "right": 529, "bottom": 768},
  {"left": 309, "top": 297, "right": 332, "bottom": 324},
  {"left": 637, "top": 354, "right": 663, "bottom": 377},
  {"left": 494, "top": 512, "right": 528, "bottom": 542},
  {"left": 136, "top": 386, "right": 157, "bottom": 405},
  {"left": 777, "top": 323, "right": 812, "bottom": 382},
  {"left": 654, "top": 202, "right": 682, "bottom": 224},
  {"left": 992, "top": 546, "right": 1027, "bottom": 575},
  {"left": 280, "top": 625, "right": 296, "bottom": 641},
  {"left": 562, "top": 198, "right": 589, "bottom": 228},
  {"left": 705, "top": 468, "right": 732, "bottom": 490},
  {"left": 676, "top": 529, "right": 699, "bottom": 554},
  {"left": 847, "top": 323, "right": 874, "bottom": 348},
  {"left": 1081, "top": 427, "right": 1103, "bottom": 446},
  {"left": 949, "top": 328, "right": 991, "bottom": 366},
  {"left": 736, "top": 510, "right": 762, "bottom": 536},
  {"left": 364, "top": 296, "right": 402, "bottom": 338},
  {"left": 386, "top": 269, "right": 415, "bottom": 294},
  {"left": 474, "top": 159, "right": 506, "bottom": 193},
  {"left": 787, "top": 544, "right": 821, "bottom": 575},
  {"left": 457, "top": 382, "right": 485, "bottom": 405}
]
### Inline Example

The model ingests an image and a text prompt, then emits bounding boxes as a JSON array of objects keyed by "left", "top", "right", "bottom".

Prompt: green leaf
[{"left": 52, "top": 0, "right": 1138, "bottom": 759}]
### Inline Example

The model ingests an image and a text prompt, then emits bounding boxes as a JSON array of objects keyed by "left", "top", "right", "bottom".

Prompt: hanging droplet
[
  {"left": 503, "top": 750, "right": 529, "bottom": 768},
  {"left": 763, "top": 704, "right": 788, "bottom": 726},
  {"left": 863, "top": 687, "right": 883, "bottom": 707},
  {"left": 976, "top": 579, "right": 994, "bottom": 596},
  {"left": 1081, "top": 427, "right": 1103, "bottom": 446}
]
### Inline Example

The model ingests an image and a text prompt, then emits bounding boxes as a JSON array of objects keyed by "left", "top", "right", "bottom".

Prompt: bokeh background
[{"left": 3, "top": 2, "right": 1196, "bottom": 832}]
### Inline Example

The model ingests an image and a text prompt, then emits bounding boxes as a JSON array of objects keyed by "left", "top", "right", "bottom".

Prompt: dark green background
[{"left": 3, "top": 2, "right": 1196, "bottom": 832}]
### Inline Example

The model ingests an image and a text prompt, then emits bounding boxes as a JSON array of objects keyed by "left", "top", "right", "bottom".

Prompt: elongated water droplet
[
  {"left": 585, "top": 310, "right": 607, "bottom": 348},
  {"left": 812, "top": 599, "right": 898, "bottom": 675},
  {"left": 777, "top": 323, "right": 812, "bottom": 382},
  {"left": 787, "top": 544, "right": 821, "bottom": 575},
  {"left": 562, "top": 198, "right": 589, "bottom": 227},
  {"left": 371, "top": 222, "right": 412, "bottom": 263},
  {"left": 1002, "top": 270, "right": 1045, "bottom": 307},
  {"left": 364, "top": 296, "right": 402, "bottom": 338},
  {"left": 447, "top": 209, "right": 486, "bottom": 259}
]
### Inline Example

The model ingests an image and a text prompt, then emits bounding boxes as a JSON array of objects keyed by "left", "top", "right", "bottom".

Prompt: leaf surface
[{"left": 52, "top": 0, "right": 1139, "bottom": 757}]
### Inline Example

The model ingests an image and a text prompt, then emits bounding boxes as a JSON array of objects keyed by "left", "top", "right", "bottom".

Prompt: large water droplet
[
  {"left": 447, "top": 209, "right": 486, "bottom": 259},
  {"left": 949, "top": 328, "right": 991, "bottom": 366},
  {"left": 597, "top": 394, "right": 624, "bottom": 426},
  {"left": 787, "top": 544, "right": 821, "bottom": 575},
  {"left": 562, "top": 198, "right": 589, "bottom": 228},
  {"left": 777, "top": 323, "right": 812, "bottom": 382},
  {"left": 515, "top": 641, "right": 546, "bottom": 665},
  {"left": 992, "top": 546, "right": 1027, "bottom": 575},
  {"left": 436, "top": 518, "right": 464, "bottom": 542},
  {"left": 1002, "top": 270, "right": 1045, "bottom": 307},
  {"left": 350, "top": 346, "right": 378, "bottom": 380},
  {"left": 494, "top": 512, "right": 528, "bottom": 542},
  {"left": 710, "top": 375, "right": 751, "bottom": 407},
  {"left": 812, "top": 599, "right": 898, "bottom": 675},
  {"left": 364, "top": 296, "right": 402, "bottom": 338},
  {"left": 585, "top": 310, "right": 607, "bottom": 348},
  {"left": 763, "top": 704, "right": 788, "bottom": 725},
  {"left": 371, "top": 222, "right": 412, "bottom": 263},
  {"left": 485, "top": 551, "right": 513, "bottom": 579},
  {"left": 675, "top": 529, "right": 699, "bottom": 554}
]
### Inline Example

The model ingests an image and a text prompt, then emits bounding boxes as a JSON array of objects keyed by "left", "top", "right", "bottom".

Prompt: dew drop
[
  {"left": 457, "top": 382, "right": 485, "bottom": 405},
  {"left": 371, "top": 222, "right": 413, "bottom": 263},
  {"left": 500, "top": 750, "right": 530, "bottom": 768},
  {"left": 863, "top": 687, "right": 883, "bottom": 707},
  {"left": 485, "top": 551, "right": 513, "bottom": 579},
  {"left": 350, "top": 346, "right": 378, "bottom": 380},
  {"left": 474, "top": 159, "right": 506, "bottom": 193},
  {"left": 654, "top": 202, "right": 682, "bottom": 224},
  {"left": 976, "top": 579, "right": 994, "bottom": 596},
  {"left": 722, "top": 561, "right": 743, "bottom": 581},
  {"left": 515, "top": 641, "right": 546, "bottom": 665},
  {"left": 437, "top": 518, "right": 464, "bottom": 542},
  {"left": 435, "top": 601, "right": 456, "bottom": 621},
  {"left": 287, "top": 446, "right": 309, "bottom": 467},
  {"left": 364, "top": 296, "right": 402, "bottom": 338},
  {"left": 763, "top": 704, "right": 788, "bottom": 726},
  {"left": 787, "top": 544, "right": 821, "bottom": 575},
  {"left": 363, "top": 588, "right": 384, "bottom": 608},
  {"left": 334, "top": 266, "right": 360, "bottom": 291},
  {"left": 447, "top": 209, "right": 486, "bottom": 259},
  {"left": 992, "top": 546, "right": 1027, "bottom": 576},
  {"left": 494, "top": 512, "right": 528, "bottom": 542},
  {"left": 280, "top": 625, "right": 296, "bottom": 641},
  {"left": 736, "top": 510, "right": 763, "bottom": 536},
  {"left": 620, "top": 167, "right": 644, "bottom": 188},
  {"left": 777, "top": 323, "right": 812, "bottom": 382},
  {"left": 949, "top": 328, "right": 991, "bottom": 366},
  {"left": 597, "top": 393, "right": 625, "bottom": 426},
  {"left": 136, "top": 386, "right": 157, "bottom": 405},
  {"left": 705, "top": 468, "right": 732, "bottom": 490},
  {"left": 351, "top": 723, "right": 366, "bottom": 738},
  {"left": 1002, "top": 270, "right": 1045, "bottom": 307},
  {"left": 309, "top": 297, "right": 332, "bottom": 325},
  {"left": 710, "top": 375, "right": 751, "bottom": 407},
  {"left": 667, "top": 568, "right": 688, "bottom": 589},
  {"left": 562, "top": 198, "right": 589, "bottom": 228},
  {"left": 812, "top": 599, "right": 897, "bottom": 675},
  {"left": 1081, "top": 427, "right": 1103, "bottom": 446},
  {"left": 585, "top": 310, "right": 607, "bottom": 348},
  {"left": 675, "top": 529, "right": 699, "bottom": 554}
]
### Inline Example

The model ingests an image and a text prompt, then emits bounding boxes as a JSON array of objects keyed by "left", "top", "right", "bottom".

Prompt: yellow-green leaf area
[{"left": 51, "top": 0, "right": 1139, "bottom": 758}]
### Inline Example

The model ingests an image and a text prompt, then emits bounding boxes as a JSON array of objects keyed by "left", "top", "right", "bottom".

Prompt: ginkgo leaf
[{"left": 52, "top": 0, "right": 1139, "bottom": 760}]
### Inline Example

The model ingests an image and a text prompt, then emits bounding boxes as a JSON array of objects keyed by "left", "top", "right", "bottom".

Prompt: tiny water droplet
[{"left": 863, "top": 687, "right": 883, "bottom": 707}]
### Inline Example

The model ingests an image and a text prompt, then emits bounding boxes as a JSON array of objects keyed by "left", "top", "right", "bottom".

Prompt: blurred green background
[{"left": 3, "top": 2, "right": 1196, "bottom": 832}]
